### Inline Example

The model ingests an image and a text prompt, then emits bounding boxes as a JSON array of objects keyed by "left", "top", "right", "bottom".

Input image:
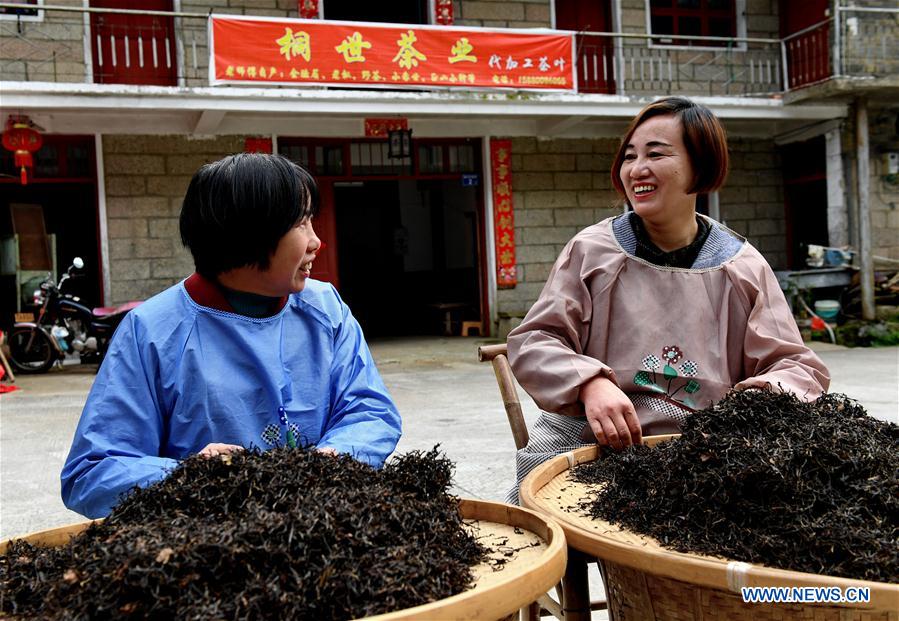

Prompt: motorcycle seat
[{"left": 92, "top": 301, "right": 142, "bottom": 318}]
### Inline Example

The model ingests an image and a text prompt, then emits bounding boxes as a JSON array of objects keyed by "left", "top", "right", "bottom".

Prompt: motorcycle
[{"left": 8, "top": 258, "right": 141, "bottom": 373}]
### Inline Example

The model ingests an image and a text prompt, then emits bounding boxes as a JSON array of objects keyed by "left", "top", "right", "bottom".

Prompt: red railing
[
  {"left": 783, "top": 20, "right": 831, "bottom": 90},
  {"left": 575, "top": 37, "right": 616, "bottom": 94}
]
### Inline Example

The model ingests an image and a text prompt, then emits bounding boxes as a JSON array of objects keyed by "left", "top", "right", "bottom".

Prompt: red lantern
[
  {"left": 2, "top": 116, "right": 43, "bottom": 185},
  {"left": 298, "top": 0, "right": 319, "bottom": 19},
  {"left": 435, "top": 0, "right": 453, "bottom": 25}
]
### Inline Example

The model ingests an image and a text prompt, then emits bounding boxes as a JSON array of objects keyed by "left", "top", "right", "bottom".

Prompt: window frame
[
  {"left": 0, "top": 0, "right": 44, "bottom": 22},
  {"left": 645, "top": 0, "right": 747, "bottom": 52},
  {"left": 319, "top": 0, "right": 434, "bottom": 25}
]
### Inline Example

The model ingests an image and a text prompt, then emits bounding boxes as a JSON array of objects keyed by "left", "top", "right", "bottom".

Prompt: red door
[
  {"left": 780, "top": 0, "right": 830, "bottom": 89},
  {"left": 312, "top": 181, "right": 340, "bottom": 288},
  {"left": 555, "top": 0, "right": 615, "bottom": 94},
  {"left": 90, "top": 0, "right": 177, "bottom": 85}
]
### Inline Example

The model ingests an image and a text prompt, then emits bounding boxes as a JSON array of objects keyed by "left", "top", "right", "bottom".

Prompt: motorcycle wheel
[{"left": 8, "top": 327, "right": 57, "bottom": 374}]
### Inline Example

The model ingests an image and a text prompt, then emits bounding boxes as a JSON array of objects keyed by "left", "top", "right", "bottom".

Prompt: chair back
[{"left": 477, "top": 343, "right": 529, "bottom": 450}]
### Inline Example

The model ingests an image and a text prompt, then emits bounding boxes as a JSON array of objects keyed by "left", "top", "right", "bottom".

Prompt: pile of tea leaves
[
  {"left": 1, "top": 447, "right": 487, "bottom": 620},
  {"left": 571, "top": 390, "right": 898, "bottom": 583}
]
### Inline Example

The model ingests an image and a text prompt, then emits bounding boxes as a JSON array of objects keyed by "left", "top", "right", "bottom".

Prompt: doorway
[
  {"left": 780, "top": 136, "right": 828, "bottom": 269},
  {"left": 0, "top": 185, "right": 101, "bottom": 329},
  {"left": 330, "top": 179, "right": 481, "bottom": 337},
  {"left": 0, "top": 135, "right": 100, "bottom": 329},
  {"left": 779, "top": 0, "right": 830, "bottom": 88},
  {"left": 90, "top": 0, "right": 177, "bottom": 86},
  {"left": 555, "top": 0, "right": 615, "bottom": 93}
]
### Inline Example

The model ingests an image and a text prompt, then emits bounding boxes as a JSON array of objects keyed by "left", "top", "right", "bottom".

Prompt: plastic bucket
[{"left": 814, "top": 300, "right": 841, "bottom": 321}]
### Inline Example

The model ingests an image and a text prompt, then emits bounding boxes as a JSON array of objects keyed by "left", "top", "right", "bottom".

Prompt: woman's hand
[
  {"left": 579, "top": 376, "right": 643, "bottom": 449},
  {"left": 198, "top": 443, "right": 244, "bottom": 458}
]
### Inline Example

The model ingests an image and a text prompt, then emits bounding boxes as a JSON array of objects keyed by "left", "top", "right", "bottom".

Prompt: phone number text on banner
[{"left": 209, "top": 16, "right": 576, "bottom": 92}]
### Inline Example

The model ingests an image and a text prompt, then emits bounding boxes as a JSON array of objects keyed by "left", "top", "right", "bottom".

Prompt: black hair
[{"left": 180, "top": 153, "right": 320, "bottom": 278}]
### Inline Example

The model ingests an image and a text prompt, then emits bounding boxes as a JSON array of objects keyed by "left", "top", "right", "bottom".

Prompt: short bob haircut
[
  {"left": 180, "top": 153, "right": 319, "bottom": 278},
  {"left": 611, "top": 96, "right": 729, "bottom": 198}
]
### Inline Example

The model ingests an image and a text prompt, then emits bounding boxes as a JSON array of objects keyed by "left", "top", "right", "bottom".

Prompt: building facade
[{"left": 1, "top": 0, "right": 896, "bottom": 336}]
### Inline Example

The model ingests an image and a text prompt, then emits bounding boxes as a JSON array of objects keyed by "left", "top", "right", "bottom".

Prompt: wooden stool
[
  {"left": 430, "top": 302, "right": 467, "bottom": 336},
  {"left": 461, "top": 321, "right": 482, "bottom": 337}
]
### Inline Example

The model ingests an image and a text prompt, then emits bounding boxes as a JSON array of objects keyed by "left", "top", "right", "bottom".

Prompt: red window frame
[
  {"left": 277, "top": 137, "right": 480, "bottom": 180},
  {"left": 649, "top": 0, "right": 737, "bottom": 47}
]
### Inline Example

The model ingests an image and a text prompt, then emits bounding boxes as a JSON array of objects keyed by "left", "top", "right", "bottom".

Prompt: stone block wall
[
  {"left": 841, "top": 0, "right": 899, "bottom": 79},
  {"left": 179, "top": 0, "right": 297, "bottom": 87},
  {"left": 2, "top": 0, "right": 795, "bottom": 96},
  {"left": 455, "top": 0, "right": 551, "bottom": 29},
  {"left": 0, "top": 0, "right": 87, "bottom": 83},
  {"left": 617, "top": 0, "right": 782, "bottom": 97},
  {"left": 868, "top": 104, "right": 899, "bottom": 260},
  {"left": 103, "top": 135, "right": 244, "bottom": 304},
  {"left": 0, "top": 0, "right": 304, "bottom": 87},
  {"left": 718, "top": 138, "right": 787, "bottom": 268},
  {"left": 100, "top": 133, "right": 790, "bottom": 323},
  {"left": 496, "top": 136, "right": 621, "bottom": 332},
  {"left": 494, "top": 135, "right": 789, "bottom": 332}
]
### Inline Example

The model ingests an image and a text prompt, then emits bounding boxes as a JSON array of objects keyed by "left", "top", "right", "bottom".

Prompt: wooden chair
[{"left": 478, "top": 343, "right": 606, "bottom": 621}]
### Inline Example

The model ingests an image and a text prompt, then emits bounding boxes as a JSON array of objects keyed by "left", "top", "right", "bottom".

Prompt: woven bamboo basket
[
  {"left": 1, "top": 498, "right": 566, "bottom": 621},
  {"left": 520, "top": 444, "right": 899, "bottom": 621}
]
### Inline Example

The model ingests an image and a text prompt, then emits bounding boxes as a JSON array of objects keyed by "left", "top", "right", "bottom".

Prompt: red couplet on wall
[
  {"left": 435, "top": 0, "right": 453, "bottom": 25},
  {"left": 210, "top": 16, "right": 576, "bottom": 92},
  {"left": 491, "top": 139, "right": 516, "bottom": 289}
]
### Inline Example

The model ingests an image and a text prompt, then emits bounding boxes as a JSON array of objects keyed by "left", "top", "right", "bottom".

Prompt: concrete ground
[
  {"left": 2, "top": 338, "right": 896, "bottom": 541},
  {"left": 0, "top": 338, "right": 896, "bottom": 619}
]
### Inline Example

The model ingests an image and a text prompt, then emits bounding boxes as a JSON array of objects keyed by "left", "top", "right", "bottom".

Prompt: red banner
[
  {"left": 210, "top": 16, "right": 575, "bottom": 92},
  {"left": 491, "top": 139, "right": 516, "bottom": 289}
]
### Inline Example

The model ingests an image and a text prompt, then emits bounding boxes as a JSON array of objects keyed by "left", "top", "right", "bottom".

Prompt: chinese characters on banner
[
  {"left": 491, "top": 139, "right": 516, "bottom": 289},
  {"left": 209, "top": 16, "right": 575, "bottom": 92}
]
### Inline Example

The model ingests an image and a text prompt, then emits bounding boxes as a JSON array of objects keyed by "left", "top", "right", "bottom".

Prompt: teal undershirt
[{"left": 219, "top": 285, "right": 282, "bottom": 318}]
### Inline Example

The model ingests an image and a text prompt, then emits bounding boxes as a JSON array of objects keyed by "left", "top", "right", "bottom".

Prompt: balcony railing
[
  {"left": 783, "top": 19, "right": 832, "bottom": 90},
  {"left": 574, "top": 31, "right": 782, "bottom": 96},
  {"left": 835, "top": 5, "right": 899, "bottom": 81},
  {"left": 1, "top": 3, "right": 896, "bottom": 96}
]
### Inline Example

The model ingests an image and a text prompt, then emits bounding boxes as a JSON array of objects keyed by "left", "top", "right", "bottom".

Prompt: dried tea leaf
[{"left": 572, "top": 390, "right": 898, "bottom": 583}]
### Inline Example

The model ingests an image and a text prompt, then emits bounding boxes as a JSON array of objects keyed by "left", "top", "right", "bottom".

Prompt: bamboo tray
[
  {"left": 520, "top": 445, "right": 899, "bottom": 621},
  {"left": 1, "top": 498, "right": 567, "bottom": 621}
]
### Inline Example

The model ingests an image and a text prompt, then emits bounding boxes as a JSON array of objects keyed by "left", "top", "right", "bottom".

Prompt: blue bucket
[{"left": 813, "top": 300, "right": 840, "bottom": 321}]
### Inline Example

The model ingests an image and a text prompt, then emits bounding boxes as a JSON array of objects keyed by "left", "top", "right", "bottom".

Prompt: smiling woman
[
  {"left": 60, "top": 153, "right": 402, "bottom": 519},
  {"left": 503, "top": 97, "right": 829, "bottom": 504},
  {"left": 613, "top": 98, "right": 729, "bottom": 254}
]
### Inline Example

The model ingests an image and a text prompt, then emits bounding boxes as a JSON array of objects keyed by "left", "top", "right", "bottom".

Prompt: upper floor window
[
  {"left": 0, "top": 0, "right": 43, "bottom": 22},
  {"left": 648, "top": 0, "right": 739, "bottom": 48},
  {"left": 323, "top": 0, "right": 429, "bottom": 24}
]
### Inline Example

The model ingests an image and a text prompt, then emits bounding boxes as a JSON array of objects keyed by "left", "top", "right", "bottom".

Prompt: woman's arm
[
  {"left": 318, "top": 290, "right": 402, "bottom": 467},
  {"left": 508, "top": 237, "right": 641, "bottom": 447},
  {"left": 734, "top": 261, "right": 830, "bottom": 398},
  {"left": 60, "top": 314, "right": 178, "bottom": 519}
]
